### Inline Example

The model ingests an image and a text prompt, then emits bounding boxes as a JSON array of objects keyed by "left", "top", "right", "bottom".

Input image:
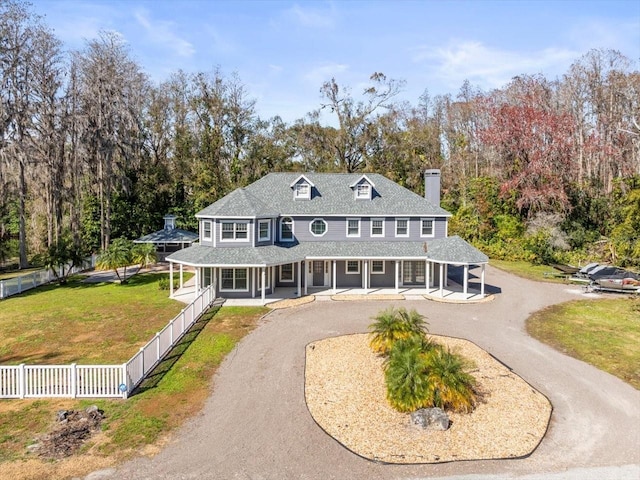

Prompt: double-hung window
[
  {"left": 371, "top": 218, "right": 384, "bottom": 237},
  {"left": 346, "top": 218, "right": 360, "bottom": 237},
  {"left": 202, "top": 220, "right": 212, "bottom": 241},
  {"left": 258, "top": 219, "right": 271, "bottom": 241},
  {"left": 395, "top": 218, "right": 409, "bottom": 237},
  {"left": 421, "top": 218, "right": 435, "bottom": 237},
  {"left": 221, "top": 222, "right": 248, "bottom": 241},
  {"left": 220, "top": 268, "right": 248, "bottom": 291},
  {"left": 280, "top": 263, "right": 294, "bottom": 282},
  {"left": 371, "top": 260, "right": 385, "bottom": 274},
  {"left": 280, "top": 217, "right": 294, "bottom": 242},
  {"left": 346, "top": 260, "right": 360, "bottom": 274}
]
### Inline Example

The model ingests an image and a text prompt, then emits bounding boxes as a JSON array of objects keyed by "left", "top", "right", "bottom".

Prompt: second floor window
[
  {"left": 221, "top": 222, "right": 248, "bottom": 241},
  {"left": 280, "top": 217, "right": 294, "bottom": 241},
  {"left": 347, "top": 218, "right": 360, "bottom": 237},
  {"left": 203, "top": 220, "right": 212, "bottom": 240},
  {"left": 310, "top": 218, "right": 327, "bottom": 236},
  {"left": 421, "top": 218, "right": 434, "bottom": 237},
  {"left": 371, "top": 218, "right": 384, "bottom": 237},
  {"left": 258, "top": 220, "right": 271, "bottom": 241},
  {"left": 396, "top": 218, "right": 409, "bottom": 237}
]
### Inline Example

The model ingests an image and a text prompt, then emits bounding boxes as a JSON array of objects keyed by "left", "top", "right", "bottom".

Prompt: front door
[{"left": 313, "top": 261, "right": 325, "bottom": 286}]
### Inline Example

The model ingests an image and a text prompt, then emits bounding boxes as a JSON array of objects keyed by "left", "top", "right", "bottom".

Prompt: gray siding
[
  {"left": 370, "top": 261, "right": 396, "bottom": 288},
  {"left": 287, "top": 216, "right": 447, "bottom": 243},
  {"left": 336, "top": 261, "right": 363, "bottom": 288}
]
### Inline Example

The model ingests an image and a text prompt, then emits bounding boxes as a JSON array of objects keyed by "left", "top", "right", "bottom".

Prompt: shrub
[
  {"left": 368, "top": 307, "right": 429, "bottom": 355},
  {"left": 384, "top": 338, "right": 431, "bottom": 413},
  {"left": 423, "top": 347, "right": 477, "bottom": 413}
]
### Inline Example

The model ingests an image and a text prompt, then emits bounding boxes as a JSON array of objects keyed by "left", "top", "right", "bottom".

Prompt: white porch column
[
  {"left": 169, "top": 261, "right": 174, "bottom": 297},
  {"left": 251, "top": 267, "right": 256, "bottom": 298},
  {"left": 179, "top": 263, "right": 184, "bottom": 288},
  {"left": 481, "top": 264, "right": 486, "bottom": 297},
  {"left": 425, "top": 260, "right": 430, "bottom": 292},
  {"left": 395, "top": 261, "right": 399, "bottom": 292},
  {"left": 304, "top": 262, "right": 308, "bottom": 295},
  {"left": 439, "top": 263, "right": 444, "bottom": 298},
  {"left": 212, "top": 267, "right": 217, "bottom": 297},
  {"left": 297, "top": 261, "right": 302, "bottom": 297},
  {"left": 261, "top": 267, "right": 266, "bottom": 304},
  {"left": 364, "top": 260, "right": 368, "bottom": 293},
  {"left": 463, "top": 264, "right": 469, "bottom": 297},
  {"left": 195, "top": 267, "right": 200, "bottom": 295},
  {"left": 332, "top": 260, "right": 337, "bottom": 293}
]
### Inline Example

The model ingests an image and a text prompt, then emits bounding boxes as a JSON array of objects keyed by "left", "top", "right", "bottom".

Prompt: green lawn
[
  {"left": 490, "top": 259, "right": 571, "bottom": 283},
  {"left": 527, "top": 297, "right": 640, "bottom": 389},
  {"left": 0, "top": 275, "right": 268, "bottom": 479},
  {"left": 0, "top": 273, "right": 189, "bottom": 364}
]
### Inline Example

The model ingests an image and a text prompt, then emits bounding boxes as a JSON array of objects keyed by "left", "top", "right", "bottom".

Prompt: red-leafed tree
[{"left": 479, "top": 75, "right": 577, "bottom": 217}]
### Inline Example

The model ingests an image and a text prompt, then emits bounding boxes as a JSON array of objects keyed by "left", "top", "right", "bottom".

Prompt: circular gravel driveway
[{"left": 103, "top": 266, "right": 640, "bottom": 480}]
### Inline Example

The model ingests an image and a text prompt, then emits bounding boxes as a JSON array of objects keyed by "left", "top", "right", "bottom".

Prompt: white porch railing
[
  {"left": 0, "top": 255, "right": 97, "bottom": 300},
  {"left": 0, "top": 285, "right": 216, "bottom": 399}
]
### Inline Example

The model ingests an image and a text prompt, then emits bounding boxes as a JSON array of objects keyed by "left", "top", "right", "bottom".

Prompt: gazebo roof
[{"left": 134, "top": 228, "right": 198, "bottom": 244}]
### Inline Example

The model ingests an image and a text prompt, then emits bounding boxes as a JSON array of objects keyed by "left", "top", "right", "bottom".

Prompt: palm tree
[
  {"left": 384, "top": 339, "right": 431, "bottom": 412},
  {"left": 132, "top": 243, "right": 157, "bottom": 271},
  {"left": 96, "top": 238, "right": 133, "bottom": 284},
  {"left": 369, "top": 307, "right": 429, "bottom": 355},
  {"left": 424, "top": 347, "right": 477, "bottom": 413}
]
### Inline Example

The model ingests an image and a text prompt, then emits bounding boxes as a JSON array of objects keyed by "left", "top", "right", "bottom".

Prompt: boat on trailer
[{"left": 583, "top": 265, "right": 640, "bottom": 294}]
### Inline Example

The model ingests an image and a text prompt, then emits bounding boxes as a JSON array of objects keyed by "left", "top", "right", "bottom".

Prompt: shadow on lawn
[{"left": 130, "top": 305, "right": 223, "bottom": 397}]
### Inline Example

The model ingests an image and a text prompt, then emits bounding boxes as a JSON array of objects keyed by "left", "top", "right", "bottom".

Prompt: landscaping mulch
[{"left": 305, "top": 333, "right": 551, "bottom": 464}]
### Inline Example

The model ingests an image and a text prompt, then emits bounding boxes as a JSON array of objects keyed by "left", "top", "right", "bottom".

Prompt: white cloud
[
  {"left": 413, "top": 41, "right": 578, "bottom": 91},
  {"left": 134, "top": 8, "right": 195, "bottom": 58}
]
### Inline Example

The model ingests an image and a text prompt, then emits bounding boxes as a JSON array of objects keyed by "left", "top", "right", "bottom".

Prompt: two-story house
[{"left": 166, "top": 170, "right": 488, "bottom": 303}]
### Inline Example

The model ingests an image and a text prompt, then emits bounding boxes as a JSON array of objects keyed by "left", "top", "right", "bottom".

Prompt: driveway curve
[{"left": 103, "top": 266, "right": 640, "bottom": 480}]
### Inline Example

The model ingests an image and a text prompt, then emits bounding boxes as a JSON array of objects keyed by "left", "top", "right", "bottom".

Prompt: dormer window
[
  {"left": 350, "top": 174, "right": 374, "bottom": 200},
  {"left": 290, "top": 174, "right": 314, "bottom": 200},
  {"left": 294, "top": 183, "right": 310, "bottom": 199},
  {"left": 356, "top": 184, "right": 370, "bottom": 199}
]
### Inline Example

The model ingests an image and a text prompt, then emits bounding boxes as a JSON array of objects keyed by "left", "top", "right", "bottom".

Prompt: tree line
[{"left": 1, "top": 0, "right": 638, "bottom": 269}]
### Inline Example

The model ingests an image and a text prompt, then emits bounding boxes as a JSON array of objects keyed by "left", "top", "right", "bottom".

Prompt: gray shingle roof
[
  {"left": 196, "top": 173, "right": 450, "bottom": 218},
  {"left": 167, "top": 236, "right": 488, "bottom": 266},
  {"left": 134, "top": 228, "right": 198, "bottom": 244}
]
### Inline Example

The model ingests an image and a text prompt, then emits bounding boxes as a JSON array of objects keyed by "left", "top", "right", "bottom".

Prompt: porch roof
[
  {"left": 166, "top": 235, "right": 488, "bottom": 267},
  {"left": 134, "top": 228, "right": 199, "bottom": 244}
]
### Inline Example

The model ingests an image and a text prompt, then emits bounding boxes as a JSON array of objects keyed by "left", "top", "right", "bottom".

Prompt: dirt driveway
[{"left": 97, "top": 266, "right": 640, "bottom": 480}]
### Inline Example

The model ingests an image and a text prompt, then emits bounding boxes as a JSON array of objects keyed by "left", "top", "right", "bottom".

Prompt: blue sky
[{"left": 32, "top": 0, "right": 640, "bottom": 124}]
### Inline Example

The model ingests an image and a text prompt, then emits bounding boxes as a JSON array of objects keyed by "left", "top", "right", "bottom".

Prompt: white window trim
[
  {"left": 309, "top": 218, "right": 328, "bottom": 237},
  {"left": 395, "top": 218, "right": 410, "bottom": 238},
  {"left": 370, "top": 218, "right": 385, "bottom": 237},
  {"left": 371, "top": 260, "right": 385, "bottom": 274},
  {"left": 346, "top": 260, "right": 360, "bottom": 275},
  {"left": 280, "top": 217, "right": 295, "bottom": 242},
  {"left": 202, "top": 220, "right": 212, "bottom": 241},
  {"left": 258, "top": 219, "right": 271, "bottom": 242},
  {"left": 346, "top": 218, "right": 361, "bottom": 238},
  {"left": 279, "top": 263, "right": 295, "bottom": 282},
  {"left": 420, "top": 218, "right": 435, "bottom": 238},
  {"left": 220, "top": 221, "right": 250, "bottom": 242},
  {"left": 219, "top": 268, "right": 249, "bottom": 292}
]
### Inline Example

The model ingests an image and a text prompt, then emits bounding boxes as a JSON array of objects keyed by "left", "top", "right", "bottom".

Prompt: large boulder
[{"left": 410, "top": 407, "right": 450, "bottom": 431}]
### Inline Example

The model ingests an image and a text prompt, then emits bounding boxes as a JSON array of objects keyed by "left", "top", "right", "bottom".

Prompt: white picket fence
[
  {"left": 0, "top": 255, "right": 97, "bottom": 300},
  {"left": 0, "top": 285, "right": 216, "bottom": 399}
]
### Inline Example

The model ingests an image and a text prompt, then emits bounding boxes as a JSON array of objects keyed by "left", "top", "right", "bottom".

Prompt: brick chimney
[{"left": 424, "top": 169, "right": 441, "bottom": 207}]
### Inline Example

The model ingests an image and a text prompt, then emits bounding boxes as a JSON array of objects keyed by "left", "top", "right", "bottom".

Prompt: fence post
[
  {"left": 181, "top": 309, "right": 185, "bottom": 333},
  {"left": 140, "top": 347, "right": 145, "bottom": 375},
  {"left": 18, "top": 363, "right": 25, "bottom": 399},
  {"left": 0, "top": 280, "right": 4, "bottom": 299},
  {"left": 17, "top": 276, "right": 22, "bottom": 294},
  {"left": 70, "top": 363, "right": 77, "bottom": 398},
  {"left": 169, "top": 320, "right": 174, "bottom": 345},
  {"left": 191, "top": 302, "right": 195, "bottom": 326},
  {"left": 121, "top": 364, "right": 128, "bottom": 399},
  {"left": 156, "top": 333, "right": 160, "bottom": 363}
]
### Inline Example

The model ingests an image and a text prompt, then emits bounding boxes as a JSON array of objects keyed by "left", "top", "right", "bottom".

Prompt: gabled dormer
[
  {"left": 290, "top": 174, "right": 314, "bottom": 200},
  {"left": 349, "top": 174, "right": 375, "bottom": 200}
]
